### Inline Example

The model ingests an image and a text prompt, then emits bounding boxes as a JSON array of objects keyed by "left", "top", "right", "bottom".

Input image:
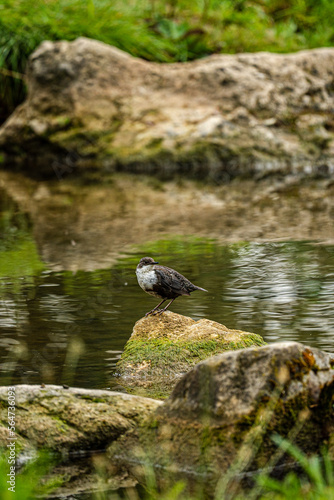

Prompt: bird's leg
[
  {"left": 145, "top": 299, "right": 166, "bottom": 317},
  {"left": 157, "top": 297, "right": 176, "bottom": 314}
]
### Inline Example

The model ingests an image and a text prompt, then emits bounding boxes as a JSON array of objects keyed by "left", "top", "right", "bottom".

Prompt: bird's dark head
[{"left": 137, "top": 256, "right": 159, "bottom": 269}]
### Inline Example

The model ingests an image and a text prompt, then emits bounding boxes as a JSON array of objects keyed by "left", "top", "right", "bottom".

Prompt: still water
[{"left": 1, "top": 232, "right": 334, "bottom": 389}]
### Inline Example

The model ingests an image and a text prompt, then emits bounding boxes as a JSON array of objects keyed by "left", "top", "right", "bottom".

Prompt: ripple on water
[{"left": 1, "top": 240, "right": 334, "bottom": 388}]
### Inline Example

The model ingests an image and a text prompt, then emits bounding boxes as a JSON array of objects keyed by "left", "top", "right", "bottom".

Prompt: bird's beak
[{"left": 153, "top": 261, "right": 159, "bottom": 264}]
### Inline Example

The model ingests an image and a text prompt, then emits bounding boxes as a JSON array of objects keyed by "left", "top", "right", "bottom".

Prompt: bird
[{"left": 136, "top": 256, "right": 208, "bottom": 316}]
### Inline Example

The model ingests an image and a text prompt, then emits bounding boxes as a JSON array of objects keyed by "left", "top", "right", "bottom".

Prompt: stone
[
  {"left": 0, "top": 385, "right": 161, "bottom": 495},
  {"left": 116, "top": 311, "right": 265, "bottom": 398},
  {"left": 109, "top": 342, "right": 334, "bottom": 494},
  {"left": 0, "top": 385, "right": 161, "bottom": 454},
  {"left": 1, "top": 342, "right": 333, "bottom": 496},
  {"left": 1, "top": 37, "right": 334, "bottom": 179}
]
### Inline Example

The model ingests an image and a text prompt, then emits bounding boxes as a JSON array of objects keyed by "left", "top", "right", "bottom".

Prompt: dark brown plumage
[{"left": 136, "top": 256, "right": 207, "bottom": 316}]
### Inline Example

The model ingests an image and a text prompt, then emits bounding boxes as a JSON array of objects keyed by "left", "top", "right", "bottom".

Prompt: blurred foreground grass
[
  {"left": 1, "top": 440, "right": 333, "bottom": 499},
  {"left": 0, "top": 452, "right": 63, "bottom": 500},
  {"left": 1, "top": 0, "right": 334, "bottom": 121}
]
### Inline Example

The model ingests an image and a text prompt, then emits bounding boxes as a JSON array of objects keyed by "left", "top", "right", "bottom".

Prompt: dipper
[{"left": 136, "top": 256, "right": 208, "bottom": 316}]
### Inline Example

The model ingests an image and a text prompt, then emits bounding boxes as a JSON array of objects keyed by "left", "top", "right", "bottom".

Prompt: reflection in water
[
  {"left": 223, "top": 242, "right": 334, "bottom": 349},
  {"left": 0, "top": 240, "right": 334, "bottom": 389}
]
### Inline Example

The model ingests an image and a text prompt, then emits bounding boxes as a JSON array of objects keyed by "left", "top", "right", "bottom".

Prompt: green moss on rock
[
  {"left": 116, "top": 312, "right": 265, "bottom": 399},
  {"left": 109, "top": 342, "right": 334, "bottom": 496}
]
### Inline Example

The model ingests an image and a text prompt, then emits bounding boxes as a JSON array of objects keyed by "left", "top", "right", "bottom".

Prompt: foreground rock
[
  {"left": 0, "top": 385, "right": 161, "bottom": 495},
  {"left": 1, "top": 37, "right": 334, "bottom": 179},
  {"left": 0, "top": 385, "right": 161, "bottom": 453},
  {"left": 110, "top": 342, "right": 334, "bottom": 494},
  {"left": 0, "top": 342, "right": 333, "bottom": 496},
  {"left": 116, "top": 311, "right": 265, "bottom": 398}
]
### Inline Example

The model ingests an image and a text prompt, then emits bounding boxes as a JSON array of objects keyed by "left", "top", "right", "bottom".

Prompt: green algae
[
  {"left": 0, "top": 236, "right": 45, "bottom": 279},
  {"left": 112, "top": 346, "right": 334, "bottom": 490},
  {"left": 119, "top": 334, "right": 265, "bottom": 372},
  {"left": 116, "top": 326, "right": 266, "bottom": 399}
]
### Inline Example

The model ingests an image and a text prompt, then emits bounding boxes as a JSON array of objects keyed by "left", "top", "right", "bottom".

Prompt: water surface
[
  {"left": 1, "top": 231, "right": 334, "bottom": 389},
  {"left": 1, "top": 186, "right": 334, "bottom": 388}
]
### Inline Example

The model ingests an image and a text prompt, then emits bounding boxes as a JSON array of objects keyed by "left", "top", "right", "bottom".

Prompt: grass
[
  {"left": 90, "top": 439, "right": 334, "bottom": 500},
  {"left": 256, "top": 437, "right": 334, "bottom": 500},
  {"left": 1, "top": 0, "right": 334, "bottom": 122},
  {"left": 0, "top": 451, "right": 63, "bottom": 500},
  {"left": 0, "top": 435, "right": 333, "bottom": 499}
]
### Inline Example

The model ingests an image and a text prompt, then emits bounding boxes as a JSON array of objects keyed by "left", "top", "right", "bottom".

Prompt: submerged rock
[
  {"left": 1, "top": 37, "right": 334, "bottom": 179},
  {"left": 110, "top": 342, "right": 334, "bottom": 493},
  {"left": 116, "top": 311, "right": 265, "bottom": 398}
]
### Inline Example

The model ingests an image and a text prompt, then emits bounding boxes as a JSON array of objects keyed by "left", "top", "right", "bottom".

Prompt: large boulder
[
  {"left": 1, "top": 37, "right": 334, "bottom": 179},
  {"left": 110, "top": 342, "right": 334, "bottom": 493},
  {"left": 116, "top": 311, "right": 265, "bottom": 398},
  {"left": 0, "top": 385, "right": 161, "bottom": 495},
  {"left": 1, "top": 342, "right": 333, "bottom": 496},
  {"left": 0, "top": 385, "right": 161, "bottom": 453}
]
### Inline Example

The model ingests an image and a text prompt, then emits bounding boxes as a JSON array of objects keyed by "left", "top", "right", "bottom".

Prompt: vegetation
[
  {"left": 257, "top": 436, "right": 334, "bottom": 500},
  {"left": 0, "top": 451, "right": 63, "bottom": 500},
  {"left": 91, "top": 439, "right": 334, "bottom": 500},
  {"left": 1, "top": 433, "right": 333, "bottom": 499},
  {"left": 1, "top": 0, "right": 334, "bottom": 121}
]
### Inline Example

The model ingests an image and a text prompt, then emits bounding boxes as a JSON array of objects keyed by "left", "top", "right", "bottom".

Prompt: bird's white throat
[{"left": 136, "top": 264, "right": 158, "bottom": 292}]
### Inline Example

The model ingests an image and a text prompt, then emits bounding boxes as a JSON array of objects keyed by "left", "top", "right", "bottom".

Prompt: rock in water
[
  {"left": 0, "top": 385, "right": 161, "bottom": 495},
  {"left": 110, "top": 342, "right": 334, "bottom": 494},
  {"left": 116, "top": 311, "right": 265, "bottom": 398},
  {"left": 1, "top": 342, "right": 333, "bottom": 496},
  {"left": 0, "top": 385, "right": 161, "bottom": 453},
  {"left": 1, "top": 37, "right": 334, "bottom": 179}
]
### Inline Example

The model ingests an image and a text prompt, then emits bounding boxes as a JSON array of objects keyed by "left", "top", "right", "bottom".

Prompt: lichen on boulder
[
  {"left": 0, "top": 385, "right": 162, "bottom": 495},
  {"left": 0, "top": 385, "right": 161, "bottom": 454},
  {"left": 110, "top": 342, "right": 334, "bottom": 495},
  {"left": 115, "top": 311, "right": 265, "bottom": 398},
  {"left": 1, "top": 37, "right": 334, "bottom": 179}
]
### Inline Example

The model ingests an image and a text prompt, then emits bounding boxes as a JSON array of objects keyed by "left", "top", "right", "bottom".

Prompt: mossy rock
[
  {"left": 115, "top": 312, "right": 265, "bottom": 398},
  {"left": 0, "top": 385, "right": 161, "bottom": 454},
  {"left": 0, "top": 385, "right": 161, "bottom": 495},
  {"left": 109, "top": 342, "right": 334, "bottom": 496},
  {"left": 2, "top": 38, "right": 334, "bottom": 180}
]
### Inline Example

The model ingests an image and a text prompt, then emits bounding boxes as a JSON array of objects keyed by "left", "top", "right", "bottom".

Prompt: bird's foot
[
  {"left": 151, "top": 308, "right": 165, "bottom": 316},
  {"left": 145, "top": 305, "right": 171, "bottom": 317},
  {"left": 145, "top": 309, "right": 161, "bottom": 317}
]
